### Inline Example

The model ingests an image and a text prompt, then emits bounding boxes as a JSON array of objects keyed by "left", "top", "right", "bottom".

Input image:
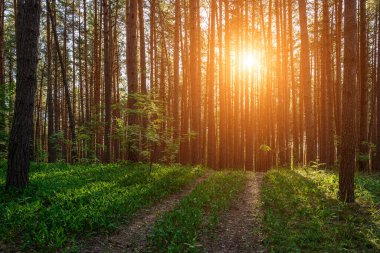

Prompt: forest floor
[
  {"left": 261, "top": 168, "right": 380, "bottom": 252},
  {"left": 6, "top": 163, "right": 378, "bottom": 252},
  {"left": 80, "top": 171, "right": 211, "bottom": 253},
  {"left": 200, "top": 172, "right": 266, "bottom": 253},
  {"left": 81, "top": 171, "right": 266, "bottom": 253}
]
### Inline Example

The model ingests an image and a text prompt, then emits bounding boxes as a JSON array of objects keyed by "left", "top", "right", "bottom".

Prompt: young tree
[
  {"left": 6, "top": 0, "right": 41, "bottom": 189},
  {"left": 339, "top": 0, "right": 358, "bottom": 203}
]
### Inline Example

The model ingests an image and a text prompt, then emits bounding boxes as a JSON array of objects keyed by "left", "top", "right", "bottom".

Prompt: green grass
[
  {"left": 262, "top": 168, "right": 380, "bottom": 252},
  {"left": 147, "top": 171, "right": 246, "bottom": 253},
  {"left": 0, "top": 162, "right": 204, "bottom": 251}
]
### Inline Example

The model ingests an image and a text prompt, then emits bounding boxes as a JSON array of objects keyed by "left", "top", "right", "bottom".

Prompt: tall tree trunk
[
  {"left": 6, "top": 0, "right": 41, "bottom": 189},
  {"left": 322, "top": 0, "right": 335, "bottom": 167},
  {"left": 339, "top": 0, "right": 357, "bottom": 203},
  {"left": 173, "top": 0, "right": 180, "bottom": 149},
  {"left": 335, "top": 0, "right": 342, "bottom": 158},
  {"left": 46, "top": 4, "right": 56, "bottom": 163},
  {"left": 127, "top": 0, "right": 139, "bottom": 162},
  {"left": 375, "top": 2, "right": 380, "bottom": 172},
  {"left": 298, "top": 0, "right": 316, "bottom": 163},
  {"left": 288, "top": 0, "right": 298, "bottom": 166},
  {"left": 358, "top": 0, "right": 368, "bottom": 171},
  {"left": 103, "top": 0, "right": 112, "bottom": 163},
  {"left": 0, "top": 0, "right": 5, "bottom": 154},
  {"left": 206, "top": 0, "right": 216, "bottom": 169},
  {"left": 189, "top": 0, "right": 200, "bottom": 165}
]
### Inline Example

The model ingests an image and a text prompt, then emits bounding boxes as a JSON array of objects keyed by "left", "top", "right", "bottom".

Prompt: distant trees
[
  {"left": 2, "top": 0, "right": 380, "bottom": 192},
  {"left": 6, "top": 0, "right": 41, "bottom": 188}
]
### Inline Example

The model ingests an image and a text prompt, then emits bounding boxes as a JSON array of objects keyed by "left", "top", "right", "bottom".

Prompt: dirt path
[
  {"left": 80, "top": 172, "right": 210, "bottom": 253},
  {"left": 201, "top": 172, "right": 266, "bottom": 253}
]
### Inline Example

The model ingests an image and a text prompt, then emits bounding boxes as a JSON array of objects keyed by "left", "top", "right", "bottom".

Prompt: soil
[
  {"left": 79, "top": 172, "right": 210, "bottom": 253},
  {"left": 200, "top": 172, "right": 266, "bottom": 253}
]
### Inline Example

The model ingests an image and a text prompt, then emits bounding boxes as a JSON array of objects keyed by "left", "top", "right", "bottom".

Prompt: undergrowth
[
  {"left": 262, "top": 168, "right": 380, "bottom": 252},
  {"left": 0, "top": 162, "right": 203, "bottom": 251},
  {"left": 147, "top": 171, "right": 246, "bottom": 253}
]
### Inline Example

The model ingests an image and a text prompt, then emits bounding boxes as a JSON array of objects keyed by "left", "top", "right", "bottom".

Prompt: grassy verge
[
  {"left": 262, "top": 168, "right": 380, "bottom": 252},
  {"left": 0, "top": 162, "right": 204, "bottom": 251},
  {"left": 147, "top": 171, "right": 246, "bottom": 253}
]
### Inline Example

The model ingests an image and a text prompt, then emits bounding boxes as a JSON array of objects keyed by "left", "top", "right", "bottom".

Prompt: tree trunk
[
  {"left": 6, "top": 0, "right": 41, "bottom": 189},
  {"left": 0, "top": 0, "right": 5, "bottom": 154},
  {"left": 339, "top": 0, "right": 357, "bottom": 203},
  {"left": 298, "top": 0, "right": 316, "bottom": 164},
  {"left": 189, "top": 0, "right": 200, "bottom": 165},
  {"left": 127, "top": 0, "right": 139, "bottom": 162},
  {"left": 358, "top": 0, "right": 368, "bottom": 171},
  {"left": 103, "top": 0, "right": 112, "bottom": 163},
  {"left": 375, "top": 2, "right": 380, "bottom": 172}
]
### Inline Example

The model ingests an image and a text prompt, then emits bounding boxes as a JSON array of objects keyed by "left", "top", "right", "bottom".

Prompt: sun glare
[{"left": 242, "top": 51, "right": 262, "bottom": 71}]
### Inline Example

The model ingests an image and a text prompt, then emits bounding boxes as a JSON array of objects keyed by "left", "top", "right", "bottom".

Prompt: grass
[
  {"left": 147, "top": 171, "right": 246, "bottom": 253},
  {"left": 262, "top": 167, "right": 380, "bottom": 252},
  {"left": 0, "top": 161, "right": 204, "bottom": 251}
]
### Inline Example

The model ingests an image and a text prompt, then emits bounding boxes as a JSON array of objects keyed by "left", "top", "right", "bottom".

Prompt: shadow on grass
[
  {"left": 262, "top": 169, "right": 380, "bottom": 252},
  {"left": 0, "top": 163, "right": 200, "bottom": 251}
]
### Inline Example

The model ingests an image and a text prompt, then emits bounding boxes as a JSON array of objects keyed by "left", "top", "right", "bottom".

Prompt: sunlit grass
[
  {"left": 0, "top": 162, "right": 204, "bottom": 251},
  {"left": 262, "top": 168, "right": 380, "bottom": 252},
  {"left": 148, "top": 171, "right": 246, "bottom": 253}
]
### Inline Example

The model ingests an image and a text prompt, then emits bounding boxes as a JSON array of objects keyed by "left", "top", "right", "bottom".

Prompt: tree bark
[
  {"left": 103, "top": 0, "right": 112, "bottom": 163},
  {"left": 298, "top": 0, "right": 316, "bottom": 163},
  {"left": 127, "top": 0, "right": 139, "bottom": 162},
  {"left": 7, "top": 0, "right": 41, "bottom": 189},
  {"left": 339, "top": 0, "right": 357, "bottom": 203}
]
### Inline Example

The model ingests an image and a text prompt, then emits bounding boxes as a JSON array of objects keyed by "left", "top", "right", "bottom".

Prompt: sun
[{"left": 242, "top": 51, "right": 262, "bottom": 71}]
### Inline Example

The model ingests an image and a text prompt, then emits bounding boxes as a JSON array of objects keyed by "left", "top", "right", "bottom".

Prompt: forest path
[
  {"left": 80, "top": 172, "right": 211, "bottom": 253},
  {"left": 201, "top": 172, "right": 266, "bottom": 253}
]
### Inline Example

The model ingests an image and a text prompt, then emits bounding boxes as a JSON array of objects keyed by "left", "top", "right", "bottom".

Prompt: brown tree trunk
[
  {"left": 127, "top": 0, "right": 139, "bottom": 162},
  {"left": 339, "top": 0, "right": 357, "bottom": 203},
  {"left": 358, "top": 0, "right": 369, "bottom": 171},
  {"left": 0, "top": 0, "right": 5, "bottom": 153},
  {"left": 375, "top": 2, "right": 380, "bottom": 172},
  {"left": 46, "top": 6, "right": 56, "bottom": 163},
  {"left": 189, "top": 0, "right": 201, "bottom": 165},
  {"left": 298, "top": 0, "right": 316, "bottom": 164},
  {"left": 206, "top": 0, "right": 216, "bottom": 169},
  {"left": 103, "top": 0, "right": 112, "bottom": 163},
  {"left": 173, "top": 0, "right": 180, "bottom": 149},
  {"left": 7, "top": 0, "right": 41, "bottom": 189}
]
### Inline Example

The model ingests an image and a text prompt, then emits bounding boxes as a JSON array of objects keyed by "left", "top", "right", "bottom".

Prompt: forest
[{"left": 0, "top": 0, "right": 379, "bottom": 252}]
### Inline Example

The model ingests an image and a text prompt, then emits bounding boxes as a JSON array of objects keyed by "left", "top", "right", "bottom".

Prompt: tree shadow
[{"left": 262, "top": 169, "right": 379, "bottom": 252}]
